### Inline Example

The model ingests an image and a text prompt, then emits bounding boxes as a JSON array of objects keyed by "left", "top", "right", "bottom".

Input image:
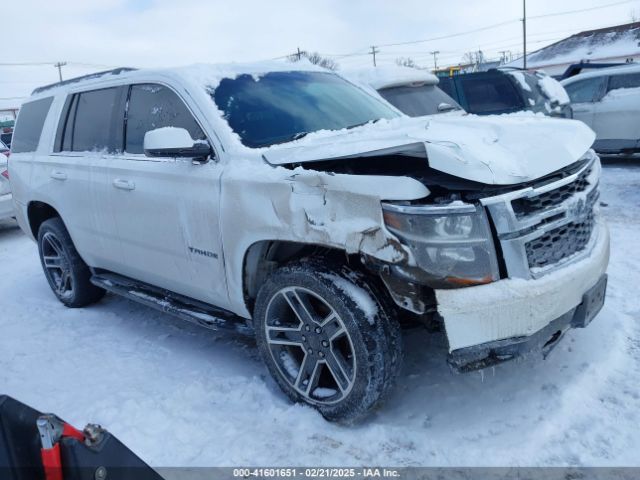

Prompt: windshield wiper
[{"left": 346, "top": 118, "right": 381, "bottom": 130}]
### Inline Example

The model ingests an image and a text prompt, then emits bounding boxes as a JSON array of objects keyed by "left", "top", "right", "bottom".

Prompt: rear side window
[
  {"left": 125, "top": 84, "right": 205, "bottom": 154},
  {"left": 459, "top": 75, "right": 522, "bottom": 113},
  {"left": 56, "top": 87, "right": 123, "bottom": 153},
  {"left": 11, "top": 97, "right": 53, "bottom": 153},
  {"left": 608, "top": 73, "right": 640, "bottom": 91},
  {"left": 72, "top": 88, "right": 121, "bottom": 152},
  {"left": 378, "top": 85, "right": 462, "bottom": 117}
]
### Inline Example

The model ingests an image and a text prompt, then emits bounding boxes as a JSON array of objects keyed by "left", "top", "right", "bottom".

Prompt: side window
[
  {"left": 607, "top": 73, "right": 640, "bottom": 92},
  {"left": 11, "top": 97, "right": 54, "bottom": 153},
  {"left": 125, "top": 84, "right": 205, "bottom": 154},
  {"left": 564, "top": 77, "right": 606, "bottom": 104},
  {"left": 71, "top": 88, "right": 121, "bottom": 152},
  {"left": 458, "top": 74, "right": 523, "bottom": 113}
]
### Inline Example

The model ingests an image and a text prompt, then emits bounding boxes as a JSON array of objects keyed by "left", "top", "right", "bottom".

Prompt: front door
[
  {"left": 593, "top": 73, "right": 640, "bottom": 150},
  {"left": 106, "top": 83, "right": 228, "bottom": 308}
]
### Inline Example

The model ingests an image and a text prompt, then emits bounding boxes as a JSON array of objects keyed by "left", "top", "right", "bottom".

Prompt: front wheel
[{"left": 254, "top": 259, "right": 402, "bottom": 423}]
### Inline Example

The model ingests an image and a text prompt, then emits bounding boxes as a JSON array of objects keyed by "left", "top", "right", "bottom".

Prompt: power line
[{"left": 529, "top": 0, "right": 635, "bottom": 19}]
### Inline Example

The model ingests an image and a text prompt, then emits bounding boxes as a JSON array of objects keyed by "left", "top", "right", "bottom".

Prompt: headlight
[{"left": 382, "top": 202, "right": 499, "bottom": 287}]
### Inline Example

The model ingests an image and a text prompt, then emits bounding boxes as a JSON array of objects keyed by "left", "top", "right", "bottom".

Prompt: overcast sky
[{"left": 1, "top": 0, "right": 639, "bottom": 106}]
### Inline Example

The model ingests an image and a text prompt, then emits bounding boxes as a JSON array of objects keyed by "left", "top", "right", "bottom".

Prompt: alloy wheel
[
  {"left": 264, "top": 286, "right": 356, "bottom": 405},
  {"left": 41, "top": 232, "right": 74, "bottom": 300}
]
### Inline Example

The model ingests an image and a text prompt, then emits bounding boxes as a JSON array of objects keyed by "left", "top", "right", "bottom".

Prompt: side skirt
[{"left": 90, "top": 271, "right": 253, "bottom": 336}]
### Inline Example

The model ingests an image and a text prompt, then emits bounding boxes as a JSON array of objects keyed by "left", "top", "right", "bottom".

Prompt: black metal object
[
  {"left": 90, "top": 271, "right": 253, "bottom": 335},
  {"left": 560, "top": 62, "right": 628, "bottom": 80},
  {"left": 0, "top": 396, "right": 44, "bottom": 480},
  {"left": 31, "top": 68, "right": 137, "bottom": 95},
  {"left": 0, "top": 395, "right": 163, "bottom": 480},
  {"left": 448, "top": 274, "right": 607, "bottom": 372}
]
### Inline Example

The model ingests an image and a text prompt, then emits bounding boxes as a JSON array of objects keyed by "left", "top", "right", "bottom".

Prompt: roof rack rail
[{"left": 32, "top": 67, "right": 137, "bottom": 95}]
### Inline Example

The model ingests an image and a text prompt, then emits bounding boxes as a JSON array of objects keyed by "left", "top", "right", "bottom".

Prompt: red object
[
  {"left": 40, "top": 422, "right": 84, "bottom": 480},
  {"left": 62, "top": 423, "right": 85, "bottom": 442},
  {"left": 41, "top": 443, "right": 63, "bottom": 480},
  {"left": 1, "top": 170, "right": 8, "bottom": 180}
]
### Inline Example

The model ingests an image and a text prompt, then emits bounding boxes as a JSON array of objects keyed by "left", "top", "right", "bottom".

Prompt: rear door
[
  {"left": 52, "top": 87, "right": 126, "bottom": 270},
  {"left": 593, "top": 72, "right": 640, "bottom": 149},
  {"left": 106, "top": 83, "right": 228, "bottom": 306},
  {"left": 563, "top": 76, "right": 607, "bottom": 129}
]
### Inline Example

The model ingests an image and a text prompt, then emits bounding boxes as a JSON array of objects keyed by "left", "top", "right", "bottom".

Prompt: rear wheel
[
  {"left": 254, "top": 259, "right": 402, "bottom": 423},
  {"left": 37, "top": 217, "right": 105, "bottom": 307}
]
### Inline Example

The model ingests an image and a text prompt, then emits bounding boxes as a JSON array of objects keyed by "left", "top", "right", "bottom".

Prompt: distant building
[{"left": 507, "top": 22, "right": 640, "bottom": 76}]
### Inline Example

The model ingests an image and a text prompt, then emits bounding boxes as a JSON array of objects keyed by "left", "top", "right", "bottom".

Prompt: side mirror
[
  {"left": 143, "top": 127, "right": 212, "bottom": 162},
  {"left": 437, "top": 102, "right": 457, "bottom": 113}
]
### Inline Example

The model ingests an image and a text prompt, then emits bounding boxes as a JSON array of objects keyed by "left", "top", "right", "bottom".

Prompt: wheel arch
[
  {"left": 27, "top": 201, "right": 61, "bottom": 238},
  {"left": 242, "top": 240, "right": 354, "bottom": 316}
]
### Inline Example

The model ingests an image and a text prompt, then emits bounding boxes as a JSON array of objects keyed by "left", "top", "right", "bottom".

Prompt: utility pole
[
  {"left": 54, "top": 62, "right": 67, "bottom": 82},
  {"left": 522, "top": 0, "right": 527, "bottom": 70},
  {"left": 296, "top": 47, "right": 303, "bottom": 61},
  {"left": 370, "top": 46, "right": 379, "bottom": 67},
  {"left": 430, "top": 51, "right": 440, "bottom": 72}
]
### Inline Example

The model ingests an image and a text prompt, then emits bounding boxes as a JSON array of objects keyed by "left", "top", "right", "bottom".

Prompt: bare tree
[
  {"left": 395, "top": 57, "right": 418, "bottom": 68},
  {"left": 631, "top": 8, "right": 639, "bottom": 22},
  {"left": 288, "top": 51, "right": 338, "bottom": 70}
]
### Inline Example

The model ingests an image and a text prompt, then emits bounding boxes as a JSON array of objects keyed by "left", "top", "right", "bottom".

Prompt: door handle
[
  {"left": 50, "top": 171, "right": 67, "bottom": 181},
  {"left": 112, "top": 179, "right": 136, "bottom": 191}
]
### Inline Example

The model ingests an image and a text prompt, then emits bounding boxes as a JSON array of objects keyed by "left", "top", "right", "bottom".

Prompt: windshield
[
  {"left": 211, "top": 71, "right": 399, "bottom": 148},
  {"left": 378, "top": 84, "right": 462, "bottom": 117}
]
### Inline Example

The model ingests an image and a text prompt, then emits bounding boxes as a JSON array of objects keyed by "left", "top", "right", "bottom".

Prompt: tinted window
[
  {"left": 459, "top": 74, "right": 523, "bottom": 113},
  {"left": 71, "top": 88, "right": 120, "bottom": 152},
  {"left": 378, "top": 85, "right": 462, "bottom": 117},
  {"left": 11, "top": 97, "right": 53, "bottom": 153},
  {"left": 126, "top": 84, "right": 205, "bottom": 154},
  {"left": 437, "top": 77, "right": 456, "bottom": 99},
  {"left": 211, "top": 71, "right": 399, "bottom": 148},
  {"left": 608, "top": 72, "right": 640, "bottom": 91},
  {"left": 564, "top": 77, "right": 606, "bottom": 103}
]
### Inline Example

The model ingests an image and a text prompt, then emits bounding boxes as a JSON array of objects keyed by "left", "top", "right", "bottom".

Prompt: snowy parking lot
[{"left": 0, "top": 160, "right": 639, "bottom": 467}]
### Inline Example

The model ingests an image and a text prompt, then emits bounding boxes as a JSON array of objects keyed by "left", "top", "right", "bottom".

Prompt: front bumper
[
  {"left": 0, "top": 193, "right": 13, "bottom": 220},
  {"left": 435, "top": 219, "right": 610, "bottom": 360},
  {"left": 448, "top": 274, "right": 607, "bottom": 372}
]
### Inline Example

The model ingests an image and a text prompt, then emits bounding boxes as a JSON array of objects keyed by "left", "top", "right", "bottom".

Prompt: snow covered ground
[{"left": 0, "top": 161, "right": 639, "bottom": 467}]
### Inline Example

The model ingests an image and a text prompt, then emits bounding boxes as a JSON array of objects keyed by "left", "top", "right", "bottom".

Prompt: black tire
[
  {"left": 254, "top": 258, "right": 402, "bottom": 423},
  {"left": 37, "top": 217, "right": 105, "bottom": 307}
]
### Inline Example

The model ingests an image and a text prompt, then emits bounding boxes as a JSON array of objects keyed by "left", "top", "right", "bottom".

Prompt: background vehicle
[
  {"left": 561, "top": 64, "right": 640, "bottom": 154},
  {"left": 0, "top": 140, "right": 8, "bottom": 156},
  {"left": 0, "top": 128, "right": 12, "bottom": 149},
  {"left": 10, "top": 63, "right": 608, "bottom": 423},
  {"left": 0, "top": 150, "right": 12, "bottom": 221},
  {"left": 438, "top": 69, "right": 572, "bottom": 117},
  {"left": 347, "top": 66, "right": 464, "bottom": 117}
]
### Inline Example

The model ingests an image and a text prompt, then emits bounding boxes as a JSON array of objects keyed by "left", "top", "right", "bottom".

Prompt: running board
[{"left": 90, "top": 272, "right": 253, "bottom": 336}]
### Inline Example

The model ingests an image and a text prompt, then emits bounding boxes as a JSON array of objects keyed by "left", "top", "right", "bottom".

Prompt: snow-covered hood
[{"left": 263, "top": 114, "right": 595, "bottom": 185}]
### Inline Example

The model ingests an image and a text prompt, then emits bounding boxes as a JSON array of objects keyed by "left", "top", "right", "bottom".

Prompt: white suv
[
  {"left": 562, "top": 63, "right": 640, "bottom": 154},
  {"left": 10, "top": 62, "right": 609, "bottom": 422}
]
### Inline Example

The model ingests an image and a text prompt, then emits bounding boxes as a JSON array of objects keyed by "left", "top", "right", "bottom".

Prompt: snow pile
[
  {"left": 0, "top": 165, "right": 639, "bottom": 466},
  {"left": 537, "top": 73, "right": 570, "bottom": 105}
]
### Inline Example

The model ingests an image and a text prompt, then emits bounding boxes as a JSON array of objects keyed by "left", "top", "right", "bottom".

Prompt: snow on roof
[
  {"left": 343, "top": 66, "right": 439, "bottom": 90},
  {"left": 29, "top": 59, "right": 326, "bottom": 99},
  {"left": 508, "top": 22, "right": 640, "bottom": 69}
]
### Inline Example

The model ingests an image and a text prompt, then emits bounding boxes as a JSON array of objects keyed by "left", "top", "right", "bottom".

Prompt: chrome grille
[
  {"left": 525, "top": 211, "right": 594, "bottom": 269},
  {"left": 481, "top": 152, "right": 601, "bottom": 279},
  {"left": 511, "top": 166, "right": 592, "bottom": 218}
]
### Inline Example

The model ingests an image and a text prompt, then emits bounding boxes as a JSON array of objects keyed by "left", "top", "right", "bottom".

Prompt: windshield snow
[{"left": 210, "top": 71, "right": 399, "bottom": 148}]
